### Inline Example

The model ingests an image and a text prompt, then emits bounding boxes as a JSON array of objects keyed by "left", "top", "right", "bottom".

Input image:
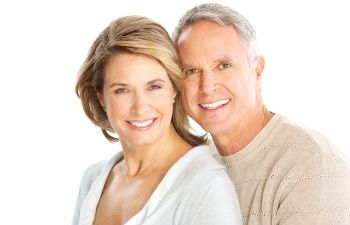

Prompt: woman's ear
[
  {"left": 172, "top": 90, "right": 178, "bottom": 104},
  {"left": 97, "top": 92, "right": 106, "bottom": 109}
]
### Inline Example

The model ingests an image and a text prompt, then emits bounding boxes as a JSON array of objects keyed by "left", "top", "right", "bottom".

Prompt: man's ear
[{"left": 255, "top": 56, "right": 265, "bottom": 82}]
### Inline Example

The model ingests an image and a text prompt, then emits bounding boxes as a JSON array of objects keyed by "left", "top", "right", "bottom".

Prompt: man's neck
[{"left": 212, "top": 107, "right": 273, "bottom": 157}]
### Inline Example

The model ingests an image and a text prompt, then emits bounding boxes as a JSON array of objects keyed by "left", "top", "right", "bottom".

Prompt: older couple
[{"left": 73, "top": 3, "right": 350, "bottom": 225}]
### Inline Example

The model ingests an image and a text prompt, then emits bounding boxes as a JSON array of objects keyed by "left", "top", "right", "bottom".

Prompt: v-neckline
[{"left": 87, "top": 146, "right": 204, "bottom": 225}]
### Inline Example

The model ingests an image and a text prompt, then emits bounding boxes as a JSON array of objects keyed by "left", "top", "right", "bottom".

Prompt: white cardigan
[{"left": 72, "top": 145, "right": 242, "bottom": 225}]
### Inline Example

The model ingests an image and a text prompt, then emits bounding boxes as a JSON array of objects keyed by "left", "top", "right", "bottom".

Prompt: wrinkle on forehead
[{"left": 178, "top": 28, "right": 248, "bottom": 70}]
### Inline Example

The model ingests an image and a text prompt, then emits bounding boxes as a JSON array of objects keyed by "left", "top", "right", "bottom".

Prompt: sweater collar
[{"left": 209, "top": 113, "right": 283, "bottom": 166}]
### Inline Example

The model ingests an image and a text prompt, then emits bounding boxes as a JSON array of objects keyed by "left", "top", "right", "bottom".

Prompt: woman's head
[{"left": 76, "top": 15, "right": 206, "bottom": 146}]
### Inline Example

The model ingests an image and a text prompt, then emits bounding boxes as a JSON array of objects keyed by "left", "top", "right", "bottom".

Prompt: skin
[
  {"left": 95, "top": 53, "right": 191, "bottom": 225},
  {"left": 177, "top": 20, "right": 273, "bottom": 156}
]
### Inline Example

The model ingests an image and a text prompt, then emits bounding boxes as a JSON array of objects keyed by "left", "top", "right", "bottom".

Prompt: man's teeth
[
  {"left": 130, "top": 119, "right": 154, "bottom": 127},
  {"left": 200, "top": 99, "right": 230, "bottom": 109}
]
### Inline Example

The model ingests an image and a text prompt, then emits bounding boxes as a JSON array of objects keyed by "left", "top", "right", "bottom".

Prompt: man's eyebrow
[
  {"left": 181, "top": 64, "right": 196, "bottom": 70},
  {"left": 181, "top": 56, "right": 234, "bottom": 69},
  {"left": 214, "top": 55, "right": 233, "bottom": 64}
]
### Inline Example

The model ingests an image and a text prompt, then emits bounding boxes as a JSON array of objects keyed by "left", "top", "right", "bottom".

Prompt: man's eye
[
  {"left": 218, "top": 63, "right": 232, "bottom": 70},
  {"left": 184, "top": 68, "right": 199, "bottom": 76},
  {"left": 115, "top": 88, "right": 128, "bottom": 94}
]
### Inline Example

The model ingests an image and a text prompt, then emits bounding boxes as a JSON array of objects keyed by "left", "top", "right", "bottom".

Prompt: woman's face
[{"left": 100, "top": 53, "right": 176, "bottom": 148}]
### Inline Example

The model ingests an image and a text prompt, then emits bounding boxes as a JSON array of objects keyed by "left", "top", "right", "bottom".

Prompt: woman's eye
[
  {"left": 218, "top": 63, "right": 232, "bottom": 70},
  {"left": 149, "top": 84, "right": 162, "bottom": 90},
  {"left": 115, "top": 88, "right": 128, "bottom": 94}
]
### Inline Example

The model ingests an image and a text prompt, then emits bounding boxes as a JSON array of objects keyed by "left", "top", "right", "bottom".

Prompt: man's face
[{"left": 177, "top": 20, "right": 264, "bottom": 136}]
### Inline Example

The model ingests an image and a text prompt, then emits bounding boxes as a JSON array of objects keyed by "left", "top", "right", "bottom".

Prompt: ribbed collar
[{"left": 209, "top": 113, "right": 284, "bottom": 166}]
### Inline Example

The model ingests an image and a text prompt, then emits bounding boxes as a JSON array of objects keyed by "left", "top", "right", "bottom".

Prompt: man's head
[
  {"left": 173, "top": 3, "right": 259, "bottom": 67},
  {"left": 173, "top": 3, "right": 266, "bottom": 137}
]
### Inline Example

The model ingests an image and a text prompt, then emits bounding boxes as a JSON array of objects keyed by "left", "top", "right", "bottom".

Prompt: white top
[{"left": 72, "top": 145, "right": 242, "bottom": 225}]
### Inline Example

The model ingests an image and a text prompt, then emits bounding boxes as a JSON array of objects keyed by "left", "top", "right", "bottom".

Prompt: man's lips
[{"left": 199, "top": 99, "right": 231, "bottom": 109}]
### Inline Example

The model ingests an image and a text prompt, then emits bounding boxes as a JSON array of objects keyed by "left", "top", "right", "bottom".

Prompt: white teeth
[
  {"left": 129, "top": 119, "right": 154, "bottom": 128},
  {"left": 200, "top": 99, "right": 230, "bottom": 109}
]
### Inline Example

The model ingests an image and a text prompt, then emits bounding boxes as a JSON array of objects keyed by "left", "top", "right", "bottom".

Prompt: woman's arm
[{"left": 175, "top": 169, "right": 242, "bottom": 225}]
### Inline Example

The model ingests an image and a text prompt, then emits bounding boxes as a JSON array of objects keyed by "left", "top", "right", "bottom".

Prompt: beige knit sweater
[{"left": 210, "top": 114, "right": 350, "bottom": 225}]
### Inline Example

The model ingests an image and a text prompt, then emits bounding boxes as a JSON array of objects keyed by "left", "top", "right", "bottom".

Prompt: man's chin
[{"left": 200, "top": 121, "right": 227, "bottom": 135}]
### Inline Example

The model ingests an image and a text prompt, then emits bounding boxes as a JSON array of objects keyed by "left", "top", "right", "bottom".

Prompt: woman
[{"left": 72, "top": 15, "right": 242, "bottom": 225}]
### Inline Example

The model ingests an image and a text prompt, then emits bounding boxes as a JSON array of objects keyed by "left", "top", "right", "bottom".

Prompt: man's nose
[{"left": 199, "top": 70, "right": 218, "bottom": 95}]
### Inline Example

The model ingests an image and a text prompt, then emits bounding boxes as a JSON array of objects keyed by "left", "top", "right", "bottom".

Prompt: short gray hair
[{"left": 173, "top": 3, "right": 259, "bottom": 67}]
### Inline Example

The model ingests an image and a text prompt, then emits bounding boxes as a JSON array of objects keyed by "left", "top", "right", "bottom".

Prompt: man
[{"left": 173, "top": 3, "right": 350, "bottom": 225}]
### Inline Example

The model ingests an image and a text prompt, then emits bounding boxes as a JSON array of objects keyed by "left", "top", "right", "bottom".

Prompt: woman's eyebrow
[
  {"left": 108, "top": 82, "right": 128, "bottom": 89},
  {"left": 147, "top": 79, "right": 165, "bottom": 85}
]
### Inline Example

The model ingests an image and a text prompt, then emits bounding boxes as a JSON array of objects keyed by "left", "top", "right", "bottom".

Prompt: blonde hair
[{"left": 76, "top": 15, "right": 206, "bottom": 145}]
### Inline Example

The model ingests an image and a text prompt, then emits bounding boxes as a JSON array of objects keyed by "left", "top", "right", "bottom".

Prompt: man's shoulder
[
  {"left": 273, "top": 114, "right": 342, "bottom": 156},
  {"left": 261, "top": 114, "right": 349, "bottom": 177}
]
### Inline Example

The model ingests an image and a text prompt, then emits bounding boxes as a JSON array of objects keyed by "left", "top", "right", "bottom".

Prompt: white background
[{"left": 0, "top": 0, "right": 349, "bottom": 224}]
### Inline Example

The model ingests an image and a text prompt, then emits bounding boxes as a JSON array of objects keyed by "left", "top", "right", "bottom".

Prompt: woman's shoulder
[
  {"left": 79, "top": 151, "right": 123, "bottom": 195},
  {"left": 186, "top": 145, "right": 226, "bottom": 171},
  {"left": 174, "top": 146, "right": 242, "bottom": 224},
  {"left": 81, "top": 161, "right": 106, "bottom": 185},
  {"left": 176, "top": 145, "right": 230, "bottom": 187}
]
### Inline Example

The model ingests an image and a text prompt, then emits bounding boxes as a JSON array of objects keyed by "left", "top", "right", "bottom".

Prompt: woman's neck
[{"left": 119, "top": 126, "right": 192, "bottom": 177}]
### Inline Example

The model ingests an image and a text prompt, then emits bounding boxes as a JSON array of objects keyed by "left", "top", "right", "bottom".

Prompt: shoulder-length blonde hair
[{"left": 75, "top": 15, "right": 206, "bottom": 146}]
